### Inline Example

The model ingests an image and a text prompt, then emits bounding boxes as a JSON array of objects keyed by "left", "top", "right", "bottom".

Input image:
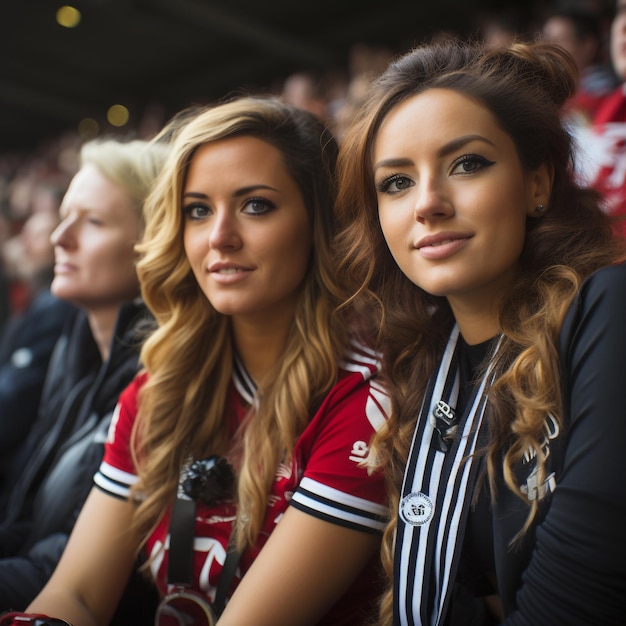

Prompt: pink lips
[
  {"left": 54, "top": 261, "right": 77, "bottom": 275},
  {"left": 209, "top": 261, "right": 254, "bottom": 284},
  {"left": 415, "top": 232, "right": 472, "bottom": 260}
]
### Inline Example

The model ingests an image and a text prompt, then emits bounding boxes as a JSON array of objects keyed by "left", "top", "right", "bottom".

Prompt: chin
[
  {"left": 209, "top": 302, "right": 248, "bottom": 317},
  {"left": 50, "top": 284, "right": 72, "bottom": 301}
]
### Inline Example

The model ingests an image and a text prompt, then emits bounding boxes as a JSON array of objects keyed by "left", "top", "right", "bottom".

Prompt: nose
[
  {"left": 208, "top": 210, "right": 242, "bottom": 250},
  {"left": 50, "top": 217, "right": 74, "bottom": 249},
  {"left": 413, "top": 177, "right": 453, "bottom": 224}
]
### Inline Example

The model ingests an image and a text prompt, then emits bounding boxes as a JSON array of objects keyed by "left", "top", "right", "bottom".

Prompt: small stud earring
[{"left": 535, "top": 204, "right": 546, "bottom": 215}]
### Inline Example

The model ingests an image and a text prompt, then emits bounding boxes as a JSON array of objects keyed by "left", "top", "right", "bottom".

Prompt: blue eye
[
  {"left": 183, "top": 203, "right": 210, "bottom": 220},
  {"left": 243, "top": 197, "right": 276, "bottom": 215}
]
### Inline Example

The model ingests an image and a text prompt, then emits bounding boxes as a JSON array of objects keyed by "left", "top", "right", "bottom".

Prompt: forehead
[
  {"left": 60, "top": 163, "right": 135, "bottom": 219},
  {"left": 186, "top": 135, "right": 286, "bottom": 179},
  {"left": 374, "top": 88, "right": 508, "bottom": 155}
]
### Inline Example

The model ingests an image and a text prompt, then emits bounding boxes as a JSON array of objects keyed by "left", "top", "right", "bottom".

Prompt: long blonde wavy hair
[
  {"left": 131, "top": 96, "right": 345, "bottom": 552},
  {"left": 333, "top": 40, "right": 626, "bottom": 623}
]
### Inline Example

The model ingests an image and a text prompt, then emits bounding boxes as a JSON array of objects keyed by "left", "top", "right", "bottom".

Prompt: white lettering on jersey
[
  {"left": 523, "top": 413, "right": 560, "bottom": 463},
  {"left": 521, "top": 468, "right": 557, "bottom": 501},
  {"left": 349, "top": 440, "right": 369, "bottom": 464},
  {"left": 196, "top": 537, "right": 228, "bottom": 598},
  {"left": 150, "top": 535, "right": 230, "bottom": 601}
]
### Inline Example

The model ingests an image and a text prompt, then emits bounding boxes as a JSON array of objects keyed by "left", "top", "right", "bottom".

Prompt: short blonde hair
[{"left": 79, "top": 138, "right": 169, "bottom": 231}]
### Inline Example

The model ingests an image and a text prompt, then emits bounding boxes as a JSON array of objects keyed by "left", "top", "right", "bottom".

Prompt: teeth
[
  {"left": 217, "top": 267, "right": 242, "bottom": 274},
  {"left": 430, "top": 239, "right": 452, "bottom": 247}
]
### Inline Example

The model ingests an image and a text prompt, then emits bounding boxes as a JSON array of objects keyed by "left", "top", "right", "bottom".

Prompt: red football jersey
[{"left": 95, "top": 339, "right": 390, "bottom": 625}]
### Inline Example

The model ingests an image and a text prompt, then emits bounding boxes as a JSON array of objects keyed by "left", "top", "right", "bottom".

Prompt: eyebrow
[
  {"left": 182, "top": 184, "right": 279, "bottom": 200},
  {"left": 373, "top": 134, "right": 496, "bottom": 171}
]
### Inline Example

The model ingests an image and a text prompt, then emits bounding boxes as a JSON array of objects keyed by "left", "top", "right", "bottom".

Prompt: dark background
[{"left": 0, "top": 0, "right": 556, "bottom": 154}]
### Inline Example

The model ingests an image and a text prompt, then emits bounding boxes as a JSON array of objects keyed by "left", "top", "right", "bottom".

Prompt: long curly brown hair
[{"left": 333, "top": 39, "right": 626, "bottom": 624}]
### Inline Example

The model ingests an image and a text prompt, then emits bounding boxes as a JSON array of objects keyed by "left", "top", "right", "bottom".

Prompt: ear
[{"left": 526, "top": 162, "right": 554, "bottom": 217}]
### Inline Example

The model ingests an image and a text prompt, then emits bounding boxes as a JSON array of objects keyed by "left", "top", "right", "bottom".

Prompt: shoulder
[
  {"left": 559, "top": 263, "right": 626, "bottom": 430},
  {"left": 561, "top": 263, "right": 626, "bottom": 345},
  {"left": 95, "top": 372, "right": 148, "bottom": 497},
  {"left": 329, "top": 338, "right": 391, "bottom": 431},
  {"left": 297, "top": 340, "right": 390, "bottom": 468},
  {"left": 580, "top": 262, "right": 626, "bottom": 297},
  {"left": 120, "top": 370, "right": 149, "bottom": 406},
  {"left": 338, "top": 337, "right": 382, "bottom": 380},
  {"left": 104, "top": 372, "right": 148, "bottom": 450}
]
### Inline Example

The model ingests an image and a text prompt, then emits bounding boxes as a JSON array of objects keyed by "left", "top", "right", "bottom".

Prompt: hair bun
[{"left": 504, "top": 42, "right": 578, "bottom": 110}]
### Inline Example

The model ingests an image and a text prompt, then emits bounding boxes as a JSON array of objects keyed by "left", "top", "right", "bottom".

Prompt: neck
[
  {"left": 231, "top": 311, "right": 294, "bottom": 385},
  {"left": 86, "top": 305, "right": 122, "bottom": 362},
  {"left": 448, "top": 298, "right": 501, "bottom": 346}
]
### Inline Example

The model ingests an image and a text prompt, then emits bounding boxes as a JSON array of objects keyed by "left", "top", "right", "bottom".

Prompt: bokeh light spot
[
  {"left": 107, "top": 104, "right": 130, "bottom": 127},
  {"left": 78, "top": 117, "right": 99, "bottom": 138},
  {"left": 56, "top": 6, "right": 81, "bottom": 28}
]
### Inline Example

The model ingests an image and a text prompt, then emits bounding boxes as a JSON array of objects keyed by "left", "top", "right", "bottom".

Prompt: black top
[
  {"left": 463, "top": 264, "right": 626, "bottom": 625},
  {"left": 493, "top": 263, "right": 626, "bottom": 625},
  {"left": 400, "top": 264, "right": 626, "bottom": 626},
  {"left": 0, "top": 299, "right": 154, "bottom": 613},
  {"left": 0, "top": 291, "right": 76, "bottom": 469}
]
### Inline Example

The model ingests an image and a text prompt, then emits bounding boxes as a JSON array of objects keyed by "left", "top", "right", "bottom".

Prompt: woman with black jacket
[{"left": 0, "top": 138, "right": 168, "bottom": 619}]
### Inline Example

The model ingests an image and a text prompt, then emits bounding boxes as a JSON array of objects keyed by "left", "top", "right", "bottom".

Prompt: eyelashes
[
  {"left": 182, "top": 197, "right": 277, "bottom": 220},
  {"left": 375, "top": 153, "right": 496, "bottom": 194},
  {"left": 450, "top": 154, "right": 495, "bottom": 175}
]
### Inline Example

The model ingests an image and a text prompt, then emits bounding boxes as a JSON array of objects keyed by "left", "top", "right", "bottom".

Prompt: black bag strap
[
  {"left": 167, "top": 496, "right": 241, "bottom": 615},
  {"left": 213, "top": 533, "right": 240, "bottom": 615},
  {"left": 167, "top": 496, "right": 196, "bottom": 586}
]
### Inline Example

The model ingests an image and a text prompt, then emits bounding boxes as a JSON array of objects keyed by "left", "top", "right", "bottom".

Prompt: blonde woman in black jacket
[{"left": 0, "top": 138, "right": 167, "bottom": 619}]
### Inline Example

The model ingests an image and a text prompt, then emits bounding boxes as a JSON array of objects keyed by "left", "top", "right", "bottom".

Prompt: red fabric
[
  {"left": 97, "top": 342, "right": 389, "bottom": 625},
  {"left": 0, "top": 613, "right": 70, "bottom": 625},
  {"left": 585, "top": 86, "right": 626, "bottom": 237}
]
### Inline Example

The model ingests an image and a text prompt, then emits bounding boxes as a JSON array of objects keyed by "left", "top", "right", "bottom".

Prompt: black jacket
[
  {"left": 414, "top": 265, "right": 626, "bottom": 626},
  {"left": 491, "top": 264, "right": 626, "bottom": 625},
  {"left": 0, "top": 298, "right": 159, "bottom": 617},
  {"left": 0, "top": 290, "right": 76, "bottom": 482}
]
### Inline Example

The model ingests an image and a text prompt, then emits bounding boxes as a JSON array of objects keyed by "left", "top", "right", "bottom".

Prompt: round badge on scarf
[{"left": 400, "top": 492, "right": 433, "bottom": 526}]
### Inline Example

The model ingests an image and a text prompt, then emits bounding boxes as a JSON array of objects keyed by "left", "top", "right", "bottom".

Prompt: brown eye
[
  {"left": 377, "top": 174, "right": 415, "bottom": 194},
  {"left": 451, "top": 154, "right": 495, "bottom": 176}
]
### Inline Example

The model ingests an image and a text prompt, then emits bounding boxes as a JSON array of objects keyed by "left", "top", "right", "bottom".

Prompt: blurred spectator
[
  {"left": 0, "top": 138, "right": 167, "bottom": 617},
  {"left": 333, "top": 43, "right": 393, "bottom": 141},
  {"left": 281, "top": 71, "right": 330, "bottom": 120},
  {"left": 0, "top": 208, "right": 76, "bottom": 480},
  {"left": 474, "top": 8, "right": 529, "bottom": 50},
  {"left": 577, "top": 0, "right": 626, "bottom": 236},
  {"left": 542, "top": 8, "right": 618, "bottom": 126}
]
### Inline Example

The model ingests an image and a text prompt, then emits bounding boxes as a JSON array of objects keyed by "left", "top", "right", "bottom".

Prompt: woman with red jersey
[{"left": 21, "top": 96, "right": 389, "bottom": 626}]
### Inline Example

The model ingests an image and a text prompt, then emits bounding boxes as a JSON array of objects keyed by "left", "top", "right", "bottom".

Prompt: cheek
[
  {"left": 104, "top": 243, "right": 139, "bottom": 282},
  {"left": 183, "top": 230, "right": 204, "bottom": 272},
  {"left": 274, "top": 223, "right": 312, "bottom": 283},
  {"left": 378, "top": 203, "right": 408, "bottom": 258}
]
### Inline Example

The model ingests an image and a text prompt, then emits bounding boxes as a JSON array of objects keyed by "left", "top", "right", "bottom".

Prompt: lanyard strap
[
  {"left": 167, "top": 496, "right": 241, "bottom": 615},
  {"left": 394, "top": 327, "right": 500, "bottom": 626}
]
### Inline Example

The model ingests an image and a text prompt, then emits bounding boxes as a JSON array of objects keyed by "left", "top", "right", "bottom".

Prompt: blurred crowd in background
[{"left": 0, "top": 0, "right": 621, "bottom": 332}]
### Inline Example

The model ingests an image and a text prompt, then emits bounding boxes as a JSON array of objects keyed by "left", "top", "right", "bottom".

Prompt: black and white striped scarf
[{"left": 393, "top": 325, "right": 499, "bottom": 626}]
